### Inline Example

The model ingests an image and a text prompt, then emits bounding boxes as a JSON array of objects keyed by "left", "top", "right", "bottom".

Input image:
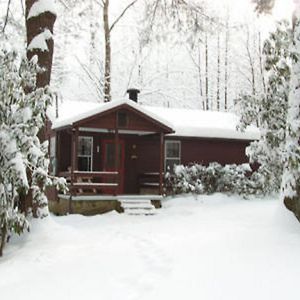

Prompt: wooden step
[
  {"left": 121, "top": 203, "right": 155, "bottom": 209},
  {"left": 124, "top": 208, "right": 156, "bottom": 216},
  {"left": 119, "top": 198, "right": 156, "bottom": 215},
  {"left": 119, "top": 199, "right": 152, "bottom": 205}
]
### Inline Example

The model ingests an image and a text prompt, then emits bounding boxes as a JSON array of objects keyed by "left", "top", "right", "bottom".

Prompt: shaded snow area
[{"left": 1, "top": 194, "right": 300, "bottom": 300}]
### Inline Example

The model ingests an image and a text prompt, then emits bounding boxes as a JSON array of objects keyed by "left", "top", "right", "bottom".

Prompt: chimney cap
[{"left": 126, "top": 88, "right": 140, "bottom": 94}]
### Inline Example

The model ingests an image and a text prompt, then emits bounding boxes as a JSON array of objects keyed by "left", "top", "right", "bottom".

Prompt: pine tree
[
  {"left": 0, "top": 50, "right": 65, "bottom": 256},
  {"left": 282, "top": 14, "right": 300, "bottom": 219},
  {"left": 237, "top": 20, "right": 292, "bottom": 193}
]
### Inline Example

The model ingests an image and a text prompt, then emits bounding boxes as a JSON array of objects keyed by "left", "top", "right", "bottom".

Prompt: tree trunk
[
  {"left": 197, "top": 43, "right": 205, "bottom": 110},
  {"left": 24, "top": 0, "right": 56, "bottom": 215},
  {"left": 217, "top": 31, "right": 221, "bottom": 111},
  {"left": 224, "top": 19, "right": 229, "bottom": 111},
  {"left": 0, "top": 225, "right": 7, "bottom": 257},
  {"left": 26, "top": 0, "right": 56, "bottom": 89},
  {"left": 26, "top": 0, "right": 56, "bottom": 142},
  {"left": 205, "top": 33, "right": 209, "bottom": 111},
  {"left": 258, "top": 31, "right": 266, "bottom": 93},
  {"left": 103, "top": 0, "right": 111, "bottom": 102}
]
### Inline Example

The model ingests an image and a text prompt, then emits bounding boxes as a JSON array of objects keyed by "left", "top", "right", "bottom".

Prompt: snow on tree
[
  {"left": 26, "top": 0, "right": 56, "bottom": 89},
  {"left": 252, "top": 0, "right": 275, "bottom": 14},
  {"left": 0, "top": 49, "right": 65, "bottom": 256},
  {"left": 282, "top": 11, "right": 300, "bottom": 220},
  {"left": 236, "top": 20, "right": 292, "bottom": 193}
]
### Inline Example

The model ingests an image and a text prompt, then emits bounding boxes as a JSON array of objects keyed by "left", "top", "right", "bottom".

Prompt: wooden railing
[
  {"left": 139, "top": 172, "right": 160, "bottom": 188},
  {"left": 59, "top": 171, "right": 119, "bottom": 195}
]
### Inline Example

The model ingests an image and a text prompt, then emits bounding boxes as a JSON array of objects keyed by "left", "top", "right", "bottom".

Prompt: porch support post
[
  {"left": 115, "top": 113, "right": 119, "bottom": 195},
  {"left": 159, "top": 132, "right": 165, "bottom": 195},
  {"left": 74, "top": 127, "right": 79, "bottom": 171},
  {"left": 69, "top": 127, "right": 77, "bottom": 213},
  {"left": 56, "top": 131, "right": 60, "bottom": 176}
]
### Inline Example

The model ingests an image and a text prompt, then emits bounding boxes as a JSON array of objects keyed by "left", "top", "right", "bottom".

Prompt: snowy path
[{"left": 1, "top": 194, "right": 300, "bottom": 300}]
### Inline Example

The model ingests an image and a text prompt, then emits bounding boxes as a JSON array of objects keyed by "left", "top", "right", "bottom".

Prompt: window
[
  {"left": 78, "top": 136, "right": 93, "bottom": 171},
  {"left": 118, "top": 111, "right": 128, "bottom": 128},
  {"left": 165, "top": 141, "right": 181, "bottom": 172},
  {"left": 49, "top": 136, "right": 56, "bottom": 175}
]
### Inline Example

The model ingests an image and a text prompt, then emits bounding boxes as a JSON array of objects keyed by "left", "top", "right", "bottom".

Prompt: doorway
[{"left": 102, "top": 139, "right": 125, "bottom": 194}]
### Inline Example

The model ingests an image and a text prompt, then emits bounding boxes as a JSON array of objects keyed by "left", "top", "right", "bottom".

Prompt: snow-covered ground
[{"left": 1, "top": 194, "right": 300, "bottom": 300}]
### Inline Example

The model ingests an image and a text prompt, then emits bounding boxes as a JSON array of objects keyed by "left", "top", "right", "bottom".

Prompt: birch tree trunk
[
  {"left": 224, "top": 18, "right": 229, "bottom": 111},
  {"left": 258, "top": 31, "right": 266, "bottom": 93},
  {"left": 217, "top": 31, "right": 221, "bottom": 111},
  {"left": 205, "top": 33, "right": 209, "bottom": 111},
  {"left": 103, "top": 0, "right": 111, "bottom": 102}
]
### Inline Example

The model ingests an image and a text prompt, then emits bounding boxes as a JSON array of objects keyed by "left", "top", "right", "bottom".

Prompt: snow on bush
[
  {"left": 0, "top": 49, "right": 66, "bottom": 256},
  {"left": 165, "top": 162, "right": 265, "bottom": 196}
]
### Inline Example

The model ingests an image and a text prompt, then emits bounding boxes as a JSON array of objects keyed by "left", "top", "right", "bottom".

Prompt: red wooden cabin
[{"left": 47, "top": 90, "right": 259, "bottom": 214}]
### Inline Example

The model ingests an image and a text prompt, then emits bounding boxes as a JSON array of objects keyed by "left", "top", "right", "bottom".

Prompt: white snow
[
  {"left": 147, "top": 105, "right": 259, "bottom": 140},
  {"left": 27, "top": 29, "right": 53, "bottom": 52},
  {"left": 49, "top": 100, "right": 259, "bottom": 140},
  {"left": 27, "top": 0, "right": 57, "bottom": 20},
  {"left": 1, "top": 194, "right": 300, "bottom": 300}
]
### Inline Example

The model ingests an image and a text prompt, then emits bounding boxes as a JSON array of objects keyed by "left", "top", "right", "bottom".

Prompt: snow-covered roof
[
  {"left": 49, "top": 100, "right": 259, "bottom": 140},
  {"left": 50, "top": 99, "right": 173, "bottom": 131},
  {"left": 145, "top": 106, "right": 259, "bottom": 140}
]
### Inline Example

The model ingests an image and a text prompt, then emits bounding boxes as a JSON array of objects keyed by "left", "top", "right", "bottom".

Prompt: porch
[
  {"left": 48, "top": 101, "right": 174, "bottom": 214},
  {"left": 55, "top": 131, "right": 166, "bottom": 196}
]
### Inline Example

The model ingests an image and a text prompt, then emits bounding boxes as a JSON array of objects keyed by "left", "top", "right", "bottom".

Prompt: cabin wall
[
  {"left": 166, "top": 137, "right": 250, "bottom": 166},
  {"left": 55, "top": 128, "right": 251, "bottom": 196}
]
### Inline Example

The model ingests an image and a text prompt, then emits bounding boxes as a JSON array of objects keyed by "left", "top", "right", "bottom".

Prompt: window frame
[
  {"left": 78, "top": 136, "right": 93, "bottom": 171},
  {"left": 164, "top": 140, "right": 181, "bottom": 172},
  {"left": 49, "top": 135, "right": 56, "bottom": 175}
]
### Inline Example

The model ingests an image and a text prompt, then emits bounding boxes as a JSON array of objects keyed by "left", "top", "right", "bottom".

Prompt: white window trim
[
  {"left": 49, "top": 136, "right": 56, "bottom": 175},
  {"left": 78, "top": 136, "right": 93, "bottom": 171},
  {"left": 50, "top": 136, "right": 56, "bottom": 158},
  {"left": 164, "top": 140, "right": 181, "bottom": 171}
]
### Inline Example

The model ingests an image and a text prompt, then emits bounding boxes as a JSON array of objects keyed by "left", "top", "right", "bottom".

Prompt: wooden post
[
  {"left": 159, "top": 132, "right": 164, "bottom": 195},
  {"left": 69, "top": 128, "right": 77, "bottom": 213},
  {"left": 74, "top": 127, "right": 79, "bottom": 171},
  {"left": 56, "top": 131, "right": 60, "bottom": 176},
  {"left": 115, "top": 112, "right": 119, "bottom": 195}
]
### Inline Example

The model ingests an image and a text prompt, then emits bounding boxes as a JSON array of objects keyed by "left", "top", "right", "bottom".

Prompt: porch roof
[{"left": 49, "top": 99, "right": 259, "bottom": 140}]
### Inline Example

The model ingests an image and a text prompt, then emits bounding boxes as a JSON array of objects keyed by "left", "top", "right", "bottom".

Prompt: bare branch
[
  {"left": 57, "top": 0, "right": 69, "bottom": 9},
  {"left": 2, "top": 0, "right": 12, "bottom": 34},
  {"left": 109, "top": 0, "right": 138, "bottom": 32}
]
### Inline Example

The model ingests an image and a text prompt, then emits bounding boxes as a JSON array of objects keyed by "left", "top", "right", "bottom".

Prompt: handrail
[
  {"left": 74, "top": 171, "right": 118, "bottom": 176},
  {"left": 59, "top": 170, "right": 119, "bottom": 195},
  {"left": 59, "top": 171, "right": 118, "bottom": 177}
]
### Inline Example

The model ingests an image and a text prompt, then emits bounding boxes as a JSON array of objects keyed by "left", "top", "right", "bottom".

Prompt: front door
[{"left": 102, "top": 140, "right": 125, "bottom": 194}]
